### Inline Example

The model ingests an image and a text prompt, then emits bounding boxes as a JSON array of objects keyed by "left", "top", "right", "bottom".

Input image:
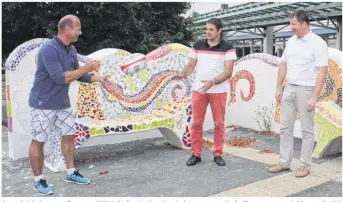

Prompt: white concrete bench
[
  {"left": 225, "top": 48, "right": 342, "bottom": 159},
  {"left": 5, "top": 38, "right": 341, "bottom": 173},
  {"left": 5, "top": 39, "right": 194, "bottom": 172}
]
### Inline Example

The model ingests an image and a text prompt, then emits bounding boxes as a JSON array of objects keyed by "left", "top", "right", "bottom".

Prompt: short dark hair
[
  {"left": 290, "top": 10, "right": 310, "bottom": 25},
  {"left": 58, "top": 18, "right": 73, "bottom": 32},
  {"left": 206, "top": 18, "right": 223, "bottom": 31}
]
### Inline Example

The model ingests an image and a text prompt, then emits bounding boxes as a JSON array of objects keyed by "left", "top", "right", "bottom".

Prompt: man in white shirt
[
  {"left": 268, "top": 10, "right": 328, "bottom": 178},
  {"left": 172, "top": 18, "right": 237, "bottom": 166}
]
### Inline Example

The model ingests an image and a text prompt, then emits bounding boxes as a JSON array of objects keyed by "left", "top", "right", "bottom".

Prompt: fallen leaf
[
  {"left": 258, "top": 149, "right": 274, "bottom": 154},
  {"left": 203, "top": 140, "right": 213, "bottom": 149},
  {"left": 84, "top": 157, "right": 96, "bottom": 163},
  {"left": 83, "top": 156, "right": 106, "bottom": 163},
  {"left": 227, "top": 138, "right": 257, "bottom": 147},
  {"left": 256, "top": 131, "right": 280, "bottom": 136},
  {"left": 99, "top": 170, "right": 108, "bottom": 175}
]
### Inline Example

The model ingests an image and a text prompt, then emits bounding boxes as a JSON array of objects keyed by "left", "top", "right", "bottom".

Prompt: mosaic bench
[
  {"left": 5, "top": 38, "right": 342, "bottom": 172},
  {"left": 227, "top": 48, "right": 342, "bottom": 159},
  {"left": 5, "top": 39, "right": 195, "bottom": 172}
]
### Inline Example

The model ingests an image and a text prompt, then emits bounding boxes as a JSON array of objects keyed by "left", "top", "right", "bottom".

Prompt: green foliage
[{"left": 2, "top": 2, "right": 193, "bottom": 59}]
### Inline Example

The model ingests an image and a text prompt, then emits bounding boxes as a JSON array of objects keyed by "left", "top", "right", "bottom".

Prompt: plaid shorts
[{"left": 30, "top": 107, "right": 76, "bottom": 142}]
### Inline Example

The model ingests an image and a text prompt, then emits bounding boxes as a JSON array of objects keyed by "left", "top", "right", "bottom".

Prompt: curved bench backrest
[
  {"left": 4, "top": 39, "right": 194, "bottom": 159},
  {"left": 77, "top": 43, "right": 194, "bottom": 120},
  {"left": 5, "top": 38, "right": 78, "bottom": 158},
  {"left": 227, "top": 48, "right": 342, "bottom": 137}
]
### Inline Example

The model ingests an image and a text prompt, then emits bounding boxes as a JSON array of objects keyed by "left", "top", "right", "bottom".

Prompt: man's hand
[
  {"left": 199, "top": 80, "right": 214, "bottom": 94},
  {"left": 83, "top": 59, "right": 100, "bottom": 72},
  {"left": 90, "top": 75, "right": 111, "bottom": 84},
  {"left": 100, "top": 75, "right": 110, "bottom": 85},
  {"left": 171, "top": 73, "right": 186, "bottom": 80},
  {"left": 275, "top": 87, "right": 282, "bottom": 104},
  {"left": 307, "top": 97, "right": 317, "bottom": 112}
]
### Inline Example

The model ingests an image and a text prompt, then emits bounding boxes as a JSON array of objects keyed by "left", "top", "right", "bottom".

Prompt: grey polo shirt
[{"left": 29, "top": 36, "right": 92, "bottom": 110}]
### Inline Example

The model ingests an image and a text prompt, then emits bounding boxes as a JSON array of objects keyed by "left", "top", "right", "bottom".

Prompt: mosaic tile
[
  {"left": 229, "top": 70, "right": 255, "bottom": 103},
  {"left": 313, "top": 109, "right": 342, "bottom": 158},
  {"left": 234, "top": 53, "right": 279, "bottom": 68},
  {"left": 6, "top": 37, "right": 341, "bottom": 172},
  {"left": 69, "top": 44, "right": 194, "bottom": 150},
  {"left": 274, "top": 58, "right": 342, "bottom": 123}
]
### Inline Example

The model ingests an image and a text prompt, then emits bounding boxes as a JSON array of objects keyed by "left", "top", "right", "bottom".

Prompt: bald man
[{"left": 28, "top": 15, "right": 108, "bottom": 195}]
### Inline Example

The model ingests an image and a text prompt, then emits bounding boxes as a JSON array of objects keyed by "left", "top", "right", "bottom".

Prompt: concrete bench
[
  {"left": 5, "top": 39, "right": 194, "bottom": 172},
  {"left": 5, "top": 38, "right": 341, "bottom": 173},
  {"left": 223, "top": 47, "right": 342, "bottom": 159}
]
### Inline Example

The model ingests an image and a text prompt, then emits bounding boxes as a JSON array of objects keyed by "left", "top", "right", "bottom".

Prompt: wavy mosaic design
[
  {"left": 229, "top": 70, "right": 255, "bottom": 104},
  {"left": 5, "top": 37, "right": 342, "bottom": 172},
  {"left": 231, "top": 51, "right": 342, "bottom": 159},
  {"left": 100, "top": 70, "right": 191, "bottom": 112},
  {"left": 5, "top": 39, "right": 195, "bottom": 172}
]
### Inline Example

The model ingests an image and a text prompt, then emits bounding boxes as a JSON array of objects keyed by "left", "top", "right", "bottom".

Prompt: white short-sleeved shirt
[
  {"left": 281, "top": 31, "right": 329, "bottom": 87},
  {"left": 189, "top": 39, "right": 237, "bottom": 93}
]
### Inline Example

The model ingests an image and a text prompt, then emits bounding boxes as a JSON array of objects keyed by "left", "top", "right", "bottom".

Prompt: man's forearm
[
  {"left": 90, "top": 75, "right": 102, "bottom": 82},
  {"left": 311, "top": 67, "right": 328, "bottom": 100},
  {"left": 276, "top": 62, "right": 287, "bottom": 90},
  {"left": 64, "top": 67, "right": 87, "bottom": 84},
  {"left": 213, "top": 70, "right": 232, "bottom": 85},
  {"left": 213, "top": 60, "right": 234, "bottom": 85},
  {"left": 181, "top": 65, "right": 195, "bottom": 77},
  {"left": 181, "top": 60, "right": 196, "bottom": 77}
]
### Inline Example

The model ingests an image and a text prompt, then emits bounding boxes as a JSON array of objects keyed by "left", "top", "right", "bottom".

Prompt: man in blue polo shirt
[{"left": 29, "top": 15, "right": 109, "bottom": 195}]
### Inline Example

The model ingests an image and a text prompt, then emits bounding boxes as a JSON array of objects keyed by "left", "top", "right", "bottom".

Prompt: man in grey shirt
[{"left": 29, "top": 15, "right": 109, "bottom": 195}]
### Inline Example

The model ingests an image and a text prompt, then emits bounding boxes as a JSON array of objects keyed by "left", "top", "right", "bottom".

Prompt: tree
[
  {"left": 2, "top": 2, "right": 193, "bottom": 60},
  {"left": 186, "top": 11, "right": 204, "bottom": 41}
]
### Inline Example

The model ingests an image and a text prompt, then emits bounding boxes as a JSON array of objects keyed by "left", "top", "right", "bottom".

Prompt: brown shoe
[
  {"left": 295, "top": 167, "right": 310, "bottom": 178},
  {"left": 268, "top": 164, "right": 290, "bottom": 173}
]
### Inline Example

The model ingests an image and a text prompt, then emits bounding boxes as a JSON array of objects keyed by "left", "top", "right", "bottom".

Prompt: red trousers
[{"left": 191, "top": 90, "right": 227, "bottom": 157}]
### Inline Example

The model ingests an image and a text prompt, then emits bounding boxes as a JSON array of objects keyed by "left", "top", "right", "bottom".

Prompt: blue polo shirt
[{"left": 29, "top": 36, "right": 92, "bottom": 110}]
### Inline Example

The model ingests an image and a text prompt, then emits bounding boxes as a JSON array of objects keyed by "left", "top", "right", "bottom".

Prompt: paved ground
[
  {"left": 2, "top": 126, "right": 342, "bottom": 197},
  {"left": 204, "top": 127, "right": 341, "bottom": 164},
  {"left": 288, "top": 180, "right": 342, "bottom": 197}
]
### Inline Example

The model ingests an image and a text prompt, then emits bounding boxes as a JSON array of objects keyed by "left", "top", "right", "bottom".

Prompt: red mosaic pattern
[
  {"left": 74, "top": 124, "right": 90, "bottom": 143},
  {"left": 76, "top": 68, "right": 104, "bottom": 120},
  {"left": 182, "top": 104, "right": 192, "bottom": 147},
  {"left": 146, "top": 45, "right": 172, "bottom": 61},
  {"left": 171, "top": 84, "right": 183, "bottom": 99},
  {"left": 229, "top": 70, "right": 255, "bottom": 103},
  {"left": 76, "top": 83, "right": 104, "bottom": 120},
  {"left": 102, "top": 71, "right": 175, "bottom": 105}
]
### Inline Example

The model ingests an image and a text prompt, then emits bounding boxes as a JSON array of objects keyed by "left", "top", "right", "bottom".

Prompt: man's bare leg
[
  {"left": 61, "top": 135, "right": 75, "bottom": 169},
  {"left": 61, "top": 134, "right": 90, "bottom": 184},
  {"left": 29, "top": 140, "right": 44, "bottom": 176}
]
